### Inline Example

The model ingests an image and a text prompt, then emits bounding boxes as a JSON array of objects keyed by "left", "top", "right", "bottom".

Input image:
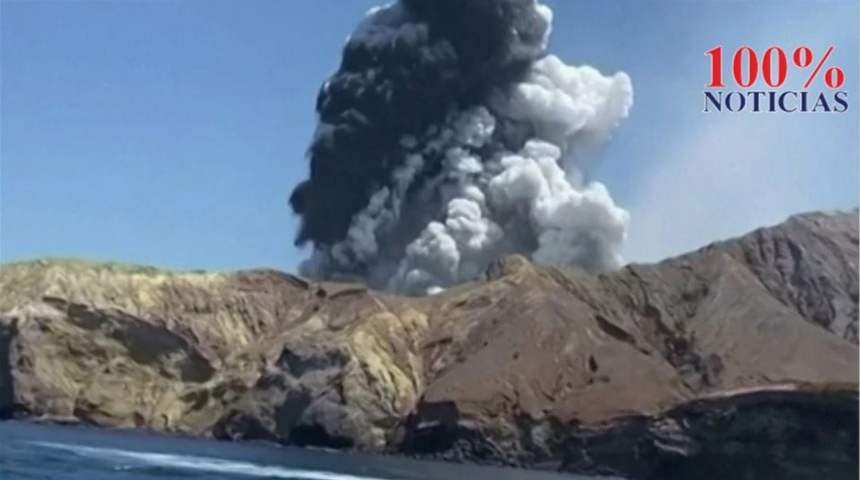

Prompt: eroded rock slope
[{"left": 1, "top": 211, "right": 857, "bottom": 479}]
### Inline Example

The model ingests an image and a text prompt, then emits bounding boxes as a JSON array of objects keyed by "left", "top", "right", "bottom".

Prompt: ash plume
[{"left": 289, "top": 0, "right": 633, "bottom": 295}]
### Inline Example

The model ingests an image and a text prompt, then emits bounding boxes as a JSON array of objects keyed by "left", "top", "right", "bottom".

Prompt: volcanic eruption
[{"left": 290, "top": 0, "right": 633, "bottom": 295}]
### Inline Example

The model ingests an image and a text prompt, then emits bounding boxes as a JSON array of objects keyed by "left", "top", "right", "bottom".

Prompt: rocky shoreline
[
  {"left": 393, "top": 385, "right": 858, "bottom": 479},
  {"left": 1, "top": 211, "right": 858, "bottom": 479}
]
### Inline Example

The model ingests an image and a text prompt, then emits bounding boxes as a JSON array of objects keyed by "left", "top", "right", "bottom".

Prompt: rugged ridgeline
[{"left": 0, "top": 211, "right": 857, "bottom": 479}]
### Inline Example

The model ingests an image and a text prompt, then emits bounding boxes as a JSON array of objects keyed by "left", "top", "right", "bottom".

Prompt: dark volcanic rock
[
  {"left": 397, "top": 386, "right": 858, "bottom": 480},
  {"left": 1, "top": 210, "right": 857, "bottom": 479}
]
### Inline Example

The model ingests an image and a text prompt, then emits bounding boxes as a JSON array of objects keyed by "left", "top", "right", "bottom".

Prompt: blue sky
[{"left": 2, "top": 0, "right": 857, "bottom": 271}]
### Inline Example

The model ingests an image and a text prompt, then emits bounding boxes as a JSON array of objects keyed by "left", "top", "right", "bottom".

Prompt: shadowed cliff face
[{"left": 0, "top": 210, "right": 857, "bottom": 480}]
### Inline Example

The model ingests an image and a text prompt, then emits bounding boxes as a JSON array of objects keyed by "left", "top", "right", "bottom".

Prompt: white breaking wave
[{"left": 30, "top": 442, "right": 397, "bottom": 480}]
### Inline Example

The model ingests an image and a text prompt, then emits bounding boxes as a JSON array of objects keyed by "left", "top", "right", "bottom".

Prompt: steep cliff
[{"left": 1, "top": 211, "right": 857, "bottom": 479}]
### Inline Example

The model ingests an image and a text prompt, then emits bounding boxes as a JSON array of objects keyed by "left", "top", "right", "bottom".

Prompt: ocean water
[{"left": 0, "top": 421, "right": 609, "bottom": 480}]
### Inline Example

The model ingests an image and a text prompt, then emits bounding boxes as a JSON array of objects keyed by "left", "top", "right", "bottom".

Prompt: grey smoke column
[{"left": 290, "top": 0, "right": 633, "bottom": 295}]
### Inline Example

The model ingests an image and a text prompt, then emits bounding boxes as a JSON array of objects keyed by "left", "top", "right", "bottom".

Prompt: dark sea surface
[{"left": 0, "top": 421, "right": 614, "bottom": 480}]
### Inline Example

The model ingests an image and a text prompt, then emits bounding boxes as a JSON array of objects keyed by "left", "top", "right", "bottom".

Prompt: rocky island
[{"left": 1, "top": 210, "right": 858, "bottom": 479}]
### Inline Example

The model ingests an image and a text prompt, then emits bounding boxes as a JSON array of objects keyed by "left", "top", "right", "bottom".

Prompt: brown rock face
[{"left": 1, "top": 210, "right": 857, "bottom": 479}]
